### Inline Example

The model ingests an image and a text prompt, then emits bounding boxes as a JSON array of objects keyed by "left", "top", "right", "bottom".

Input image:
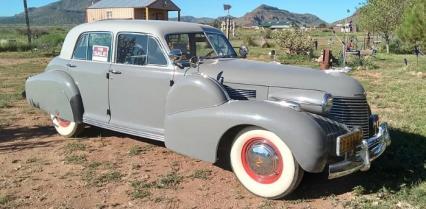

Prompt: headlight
[
  {"left": 322, "top": 93, "right": 333, "bottom": 112},
  {"left": 268, "top": 87, "right": 334, "bottom": 114}
]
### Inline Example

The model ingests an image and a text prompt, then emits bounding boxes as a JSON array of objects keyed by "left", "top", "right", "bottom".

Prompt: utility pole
[
  {"left": 23, "top": 0, "right": 32, "bottom": 46},
  {"left": 223, "top": 4, "right": 231, "bottom": 39}
]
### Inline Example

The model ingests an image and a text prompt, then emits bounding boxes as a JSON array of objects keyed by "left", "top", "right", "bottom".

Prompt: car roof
[{"left": 60, "top": 20, "right": 222, "bottom": 59}]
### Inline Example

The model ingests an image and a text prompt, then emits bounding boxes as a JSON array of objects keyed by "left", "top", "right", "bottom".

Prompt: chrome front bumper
[{"left": 328, "top": 123, "right": 391, "bottom": 179}]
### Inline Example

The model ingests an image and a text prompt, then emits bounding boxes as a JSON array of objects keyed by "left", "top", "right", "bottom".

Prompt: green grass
[
  {"left": 0, "top": 194, "right": 13, "bottom": 206},
  {"left": 0, "top": 52, "right": 47, "bottom": 126},
  {"left": 81, "top": 161, "right": 123, "bottom": 187},
  {"left": 128, "top": 145, "right": 143, "bottom": 156},
  {"left": 94, "top": 171, "right": 123, "bottom": 185},
  {"left": 344, "top": 54, "right": 426, "bottom": 208},
  {"left": 64, "top": 142, "right": 86, "bottom": 154},
  {"left": 0, "top": 26, "right": 69, "bottom": 53},
  {"left": 129, "top": 180, "right": 152, "bottom": 199},
  {"left": 154, "top": 171, "right": 184, "bottom": 190},
  {"left": 64, "top": 154, "right": 87, "bottom": 165},
  {"left": 190, "top": 169, "right": 212, "bottom": 180}
]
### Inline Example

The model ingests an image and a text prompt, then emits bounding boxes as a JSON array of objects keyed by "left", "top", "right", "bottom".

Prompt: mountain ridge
[
  {"left": 237, "top": 4, "right": 327, "bottom": 27},
  {"left": 0, "top": 1, "right": 327, "bottom": 26}
]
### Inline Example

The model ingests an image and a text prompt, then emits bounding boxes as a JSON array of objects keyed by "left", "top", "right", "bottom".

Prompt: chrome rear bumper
[{"left": 329, "top": 123, "right": 391, "bottom": 179}]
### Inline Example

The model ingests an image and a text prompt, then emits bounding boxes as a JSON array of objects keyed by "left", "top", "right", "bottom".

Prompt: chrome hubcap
[{"left": 246, "top": 142, "right": 280, "bottom": 176}]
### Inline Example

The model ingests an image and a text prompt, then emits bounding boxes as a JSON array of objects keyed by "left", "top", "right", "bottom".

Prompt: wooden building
[{"left": 86, "top": 0, "right": 181, "bottom": 23}]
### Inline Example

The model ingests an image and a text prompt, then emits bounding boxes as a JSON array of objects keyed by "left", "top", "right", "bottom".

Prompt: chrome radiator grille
[
  {"left": 224, "top": 86, "right": 256, "bottom": 100},
  {"left": 328, "top": 96, "right": 370, "bottom": 139}
]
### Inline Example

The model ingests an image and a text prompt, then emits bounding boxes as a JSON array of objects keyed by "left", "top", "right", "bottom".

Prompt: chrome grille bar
[{"left": 328, "top": 96, "right": 370, "bottom": 139}]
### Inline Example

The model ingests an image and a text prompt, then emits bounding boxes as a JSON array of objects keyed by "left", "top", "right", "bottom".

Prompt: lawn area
[
  {"left": 0, "top": 50, "right": 425, "bottom": 208},
  {"left": 347, "top": 54, "right": 426, "bottom": 209}
]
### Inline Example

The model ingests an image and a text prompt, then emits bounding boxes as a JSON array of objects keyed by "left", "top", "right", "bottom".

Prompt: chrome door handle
[
  {"left": 109, "top": 69, "right": 122, "bottom": 74},
  {"left": 66, "top": 64, "right": 77, "bottom": 68}
]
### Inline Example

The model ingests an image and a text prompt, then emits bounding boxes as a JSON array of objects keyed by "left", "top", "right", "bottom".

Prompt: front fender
[
  {"left": 165, "top": 100, "right": 329, "bottom": 173},
  {"left": 25, "top": 70, "right": 83, "bottom": 123}
]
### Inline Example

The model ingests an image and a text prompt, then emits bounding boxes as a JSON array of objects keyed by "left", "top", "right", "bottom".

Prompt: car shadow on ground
[
  {"left": 287, "top": 128, "right": 426, "bottom": 200},
  {"left": 0, "top": 125, "right": 58, "bottom": 153},
  {"left": 81, "top": 126, "right": 166, "bottom": 147}
]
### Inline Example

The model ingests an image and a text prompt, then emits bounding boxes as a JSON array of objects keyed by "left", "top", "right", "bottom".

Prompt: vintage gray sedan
[{"left": 25, "top": 20, "right": 391, "bottom": 199}]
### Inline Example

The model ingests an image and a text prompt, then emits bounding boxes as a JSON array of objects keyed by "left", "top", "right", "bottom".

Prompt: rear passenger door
[
  {"left": 109, "top": 33, "right": 173, "bottom": 136},
  {"left": 67, "top": 32, "right": 113, "bottom": 123}
]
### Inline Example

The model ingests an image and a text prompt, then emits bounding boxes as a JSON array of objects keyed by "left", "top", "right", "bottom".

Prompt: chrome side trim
[
  {"left": 83, "top": 117, "right": 165, "bottom": 141},
  {"left": 329, "top": 123, "right": 391, "bottom": 179}
]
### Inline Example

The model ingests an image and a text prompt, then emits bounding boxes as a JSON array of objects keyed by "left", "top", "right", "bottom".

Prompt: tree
[
  {"left": 398, "top": 0, "right": 426, "bottom": 50},
  {"left": 358, "top": 0, "right": 412, "bottom": 53},
  {"left": 272, "top": 30, "right": 313, "bottom": 55}
]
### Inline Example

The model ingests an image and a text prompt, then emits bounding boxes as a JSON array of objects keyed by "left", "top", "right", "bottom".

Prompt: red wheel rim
[
  {"left": 241, "top": 137, "right": 283, "bottom": 184},
  {"left": 56, "top": 117, "right": 71, "bottom": 128}
]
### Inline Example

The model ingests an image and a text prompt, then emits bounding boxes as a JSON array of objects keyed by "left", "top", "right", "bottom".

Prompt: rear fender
[{"left": 25, "top": 70, "right": 83, "bottom": 123}]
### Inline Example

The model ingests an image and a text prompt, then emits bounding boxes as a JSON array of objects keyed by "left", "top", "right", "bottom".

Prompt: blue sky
[{"left": 0, "top": 0, "right": 364, "bottom": 23}]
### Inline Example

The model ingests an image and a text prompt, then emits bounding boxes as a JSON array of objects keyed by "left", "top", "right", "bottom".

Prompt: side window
[
  {"left": 88, "top": 33, "right": 112, "bottom": 62},
  {"left": 72, "top": 34, "right": 88, "bottom": 60},
  {"left": 117, "top": 34, "right": 148, "bottom": 66},
  {"left": 166, "top": 34, "right": 190, "bottom": 59},
  {"left": 147, "top": 37, "right": 167, "bottom": 65},
  {"left": 72, "top": 32, "right": 112, "bottom": 62}
]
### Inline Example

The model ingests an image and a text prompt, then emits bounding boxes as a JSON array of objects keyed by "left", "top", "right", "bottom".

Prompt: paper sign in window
[{"left": 92, "top": 45, "right": 109, "bottom": 62}]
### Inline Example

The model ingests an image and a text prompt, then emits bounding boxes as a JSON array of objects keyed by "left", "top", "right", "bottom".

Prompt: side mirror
[
  {"left": 189, "top": 56, "right": 200, "bottom": 68},
  {"left": 239, "top": 45, "right": 249, "bottom": 59},
  {"left": 168, "top": 49, "right": 183, "bottom": 62}
]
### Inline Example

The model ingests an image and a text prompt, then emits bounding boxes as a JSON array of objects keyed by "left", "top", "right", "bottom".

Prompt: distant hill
[
  {"left": 237, "top": 4, "right": 327, "bottom": 27},
  {"left": 0, "top": 1, "right": 326, "bottom": 27},
  {"left": 169, "top": 16, "right": 215, "bottom": 24},
  {"left": 0, "top": 0, "right": 94, "bottom": 25}
]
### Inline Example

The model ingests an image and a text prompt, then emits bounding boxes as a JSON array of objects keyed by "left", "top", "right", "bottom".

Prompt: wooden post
[
  {"left": 23, "top": 0, "right": 31, "bottom": 45},
  {"left": 145, "top": 7, "right": 149, "bottom": 20},
  {"left": 178, "top": 10, "right": 181, "bottom": 21}
]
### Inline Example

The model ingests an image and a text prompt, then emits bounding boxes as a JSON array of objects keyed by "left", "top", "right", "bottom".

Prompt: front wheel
[
  {"left": 51, "top": 114, "right": 84, "bottom": 138},
  {"left": 230, "top": 128, "right": 304, "bottom": 199}
]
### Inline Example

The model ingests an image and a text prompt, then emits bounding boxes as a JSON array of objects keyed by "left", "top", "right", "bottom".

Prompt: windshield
[{"left": 166, "top": 32, "right": 237, "bottom": 60}]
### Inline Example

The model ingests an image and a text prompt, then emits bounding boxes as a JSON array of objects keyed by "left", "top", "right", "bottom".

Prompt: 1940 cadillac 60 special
[{"left": 25, "top": 20, "right": 391, "bottom": 199}]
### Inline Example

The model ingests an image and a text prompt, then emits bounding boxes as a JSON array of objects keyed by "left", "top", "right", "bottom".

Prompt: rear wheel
[
  {"left": 230, "top": 127, "right": 304, "bottom": 199},
  {"left": 51, "top": 114, "right": 84, "bottom": 138}
]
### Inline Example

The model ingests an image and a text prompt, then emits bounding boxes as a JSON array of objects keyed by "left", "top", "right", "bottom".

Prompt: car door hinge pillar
[{"left": 107, "top": 109, "right": 111, "bottom": 116}]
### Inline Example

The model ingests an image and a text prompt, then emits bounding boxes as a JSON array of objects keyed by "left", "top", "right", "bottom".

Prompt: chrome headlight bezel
[{"left": 322, "top": 93, "right": 333, "bottom": 113}]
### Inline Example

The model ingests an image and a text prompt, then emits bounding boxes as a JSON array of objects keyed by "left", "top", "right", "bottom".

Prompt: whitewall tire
[
  {"left": 230, "top": 128, "right": 304, "bottom": 199},
  {"left": 51, "top": 114, "right": 84, "bottom": 138}
]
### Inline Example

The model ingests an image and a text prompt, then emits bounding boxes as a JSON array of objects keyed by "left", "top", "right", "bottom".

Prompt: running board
[{"left": 83, "top": 117, "right": 165, "bottom": 142}]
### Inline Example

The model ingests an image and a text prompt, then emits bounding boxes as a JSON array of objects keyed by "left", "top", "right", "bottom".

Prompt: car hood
[{"left": 198, "top": 58, "right": 365, "bottom": 97}]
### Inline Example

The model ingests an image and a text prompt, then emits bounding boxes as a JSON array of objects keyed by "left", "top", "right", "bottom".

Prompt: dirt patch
[{"left": 0, "top": 105, "right": 366, "bottom": 209}]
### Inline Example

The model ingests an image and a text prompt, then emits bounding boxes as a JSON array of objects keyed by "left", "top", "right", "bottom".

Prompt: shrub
[
  {"left": 0, "top": 42, "right": 33, "bottom": 52},
  {"left": 242, "top": 35, "right": 259, "bottom": 47},
  {"left": 272, "top": 29, "right": 313, "bottom": 55},
  {"left": 261, "top": 29, "right": 273, "bottom": 39},
  {"left": 36, "top": 33, "right": 65, "bottom": 53},
  {"left": 389, "top": 37, "right": 415, "bottom": 54}
]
